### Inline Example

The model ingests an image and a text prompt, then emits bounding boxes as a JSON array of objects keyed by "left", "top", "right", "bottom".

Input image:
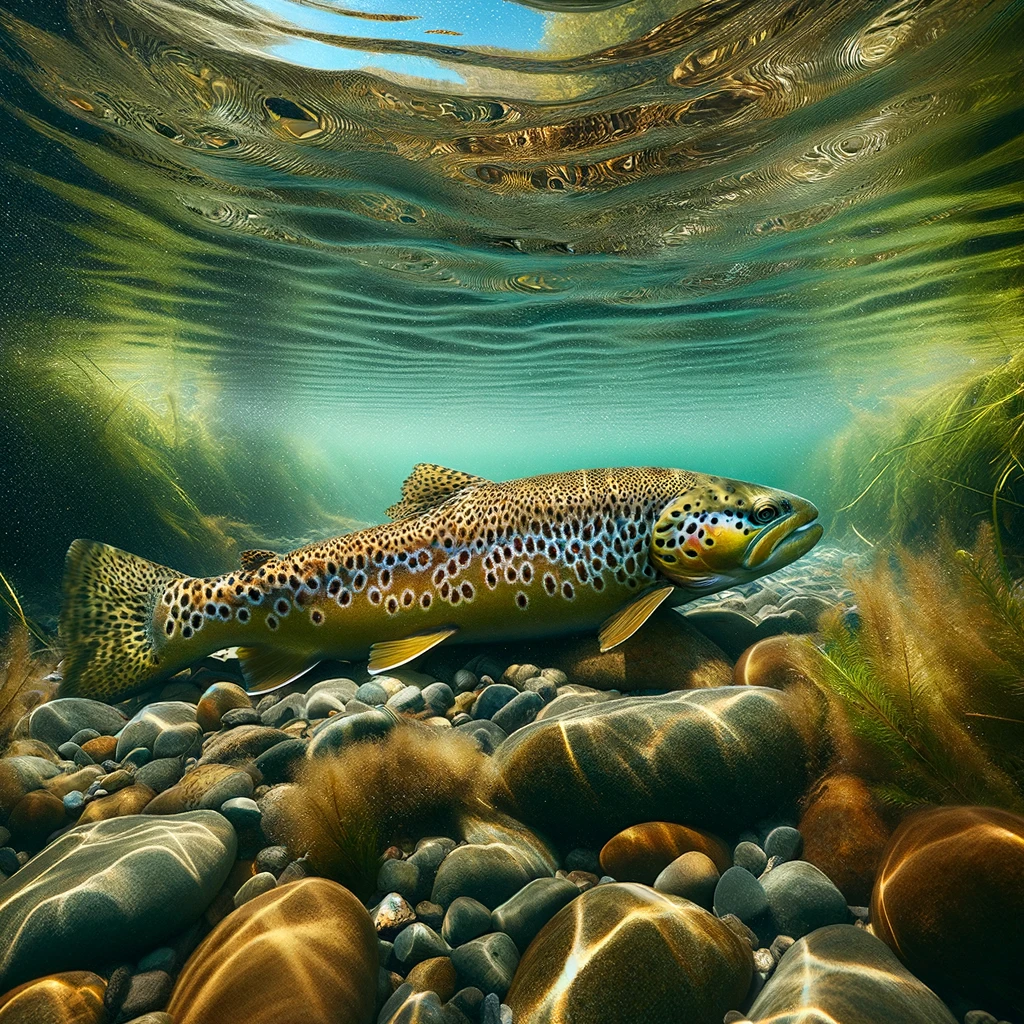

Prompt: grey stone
[
  {"left": 442, "top": 896, "right": 493, "bottom": 948},
  {"left": 472, "top": 685, "right": 519, "bottom": 721},
  {"left": 451, "top": 933, "right": 519, "bottom": 998},
  {"left": 416, "top": 900, "right": 445, "bottom": 932},
  {"left": 69, "top": 728, "right": 100, "bottom": 746},
  {"left": 115, "top": 702, "right": 198, "bottom": 761},
  {"left": 308, "top": 707, "right": 394, "bottom": 757},
  {"left": 714, "top": 866, "right": 770, "bottom": 927},
  {"left": 653, "top": 851, "right": 720, "bottom": 909},
  {"left": 378, "top": 983, "right": 414, "bottom": 1024},
  {"left": 29, "top": 699, "right": 126, "bottom": 750},
  {"left": 0, "top": 811, "right": 236, "bottom": 990},
  {"left": 355, "top": 681, "right": 388, "bottom": 705},
  {"left": 0, "top": 848, "right": 19, "bottom": 875},
  {"left": 305, "top": 691, "right": 346, "bottom": 719},
  {"left": 122, "top": 747, "right": 152, "bottom": 769},
  {"left": 233, "top": 871, "right": 277, "bottom": 908},
  {"left": 734, "top": 841, "right": 768, "bottom": 876},
  {"left": 387, "top": 685, "right": 426, "bottom": 715},
  {"left": 393, "top": 922, "right": 451, "bottom": 967},
  {"left": 450, "top": 987, "right": 484, "bottom": 1022},
  {"left": 491, "top": 876, "right": 578, "bottom": 953},
  {"left": 482, "top": 993, "right": 501, "bottom": 1024},
  {"left": 134, "top": 757, "right": 184, "bottom": 794},
  {"left": 119, "top": 969, "right": 172, "bottom": 1019},
  {"left": 220, "top": 707, "right": 261, "bottom": 728},
  {"left": 379, "top": 857, "right": 423, "bottom": 903},
  {"left": 490, "top": 691, "right": 543, "bottom": 734},
  {"left": 219, "top": 796, "right": 260, "bottom": 829},
  {"left": 764, "top": 826, "right": 803, "bottom": 864},
  {"left": 260, "top": 692, "right": 307, "bottom": 728},
  {"left": 520, "top": 678, "right": 557, "bottom": 703},
  {"left": 196, "top": 769, "right": 253, "bottom": 810},
  {"left": 254, "top": 737, "right": 306, "bottom": 784},
  {"left": 306, "top": 677, "right": 358, "bottom": 703},
  {"left": 452, "top": 670, "right": 478, "bottom": 695},
  {"left": 255, "top": 844, "right": 291, "bottom": 876},
  {"left": 761, "top": 860, "right": 848, "bottom": 941},
  {"left": 422, "top": 682, "right": 456, "bottom": 716},
  {"left": 432, "top": 843, "right": 537, "bottom": 910}
]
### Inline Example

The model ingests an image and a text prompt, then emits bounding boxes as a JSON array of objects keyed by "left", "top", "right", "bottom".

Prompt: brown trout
[{"left": 59, "top": 464, "right": 822, "bottom": 702}]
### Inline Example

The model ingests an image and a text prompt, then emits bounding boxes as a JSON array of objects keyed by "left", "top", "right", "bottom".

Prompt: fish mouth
[{"left": 742, "top": 503, "right": 822, "bottom": 570}]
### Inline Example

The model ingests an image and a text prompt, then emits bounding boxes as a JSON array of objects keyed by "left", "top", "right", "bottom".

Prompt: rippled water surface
[{"left": 1, "top": 0, "right": 1022, "bottom": 594}]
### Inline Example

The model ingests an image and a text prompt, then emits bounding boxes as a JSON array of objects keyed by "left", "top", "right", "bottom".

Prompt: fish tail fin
[{"left": 59, "top": 539, "right": 183, "bottom": 702}]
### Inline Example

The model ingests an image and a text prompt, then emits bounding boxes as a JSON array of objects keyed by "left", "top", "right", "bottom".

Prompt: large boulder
[
  {"left": 871, "top": 805, "right": 1024, "bottom": 1019},
  {"left": 491, "top": 687, "right": 809, "bottom": 844},
  {"left": 745, "top": 925, "right": 957, "bottom": 1024},
  {"left": 25, "top": 699, "right": 126, "bottom": 751},
  {"left": 0, "top": 812, "right": 236, "bottom": 990},
  {"left": 0, "top": 971, "right": 106, "bottom": 1024},
  {"left": 506, "top": 882, "right": 751, "bottom": 1023},
  {"left": 166, "top": 878, "right": 378, "bottom": 1024}
]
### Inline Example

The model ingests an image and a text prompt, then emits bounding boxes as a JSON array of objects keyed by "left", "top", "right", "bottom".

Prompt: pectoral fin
[
  {"left": 238, "top": 646, "right": 315, "bottom": 693},
  {"left": 598, "top": 586, "right": 675, "bottom": 652},
  {"left": 368, "top": 628, "right": 458, "bottom": 674}
]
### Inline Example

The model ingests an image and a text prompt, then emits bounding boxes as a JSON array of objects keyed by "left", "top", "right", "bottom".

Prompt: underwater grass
[
  {"left": 823, "top": 347, "right": 1024, "bottom": 565},
  {"left": 0, "top": 622, "right": 58, "bottom": 748},
  {"left": 793, "top": 525, "right": 1024, "bottom": 813},
  {"left": 274, "top": 723, "right": 486, "bottom": 900}
]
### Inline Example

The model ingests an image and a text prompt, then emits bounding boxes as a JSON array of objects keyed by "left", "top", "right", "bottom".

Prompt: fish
[{"left": 58, "top": 463, "right": 822, "bottom": 703}]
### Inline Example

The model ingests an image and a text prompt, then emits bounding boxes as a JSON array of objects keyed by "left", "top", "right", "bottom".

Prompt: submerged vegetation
[
  {"left": 275, "top": 723, "right": 486, "bottom": 899},
  {"left": 0, "top": 623, "right": 57, "bottom": 748},
  {"left": 793, "top": 526, "right": 1024, "bottom": 813},
  {"left": 824, "top": 347, "right": 1024, "bottom": 566}
]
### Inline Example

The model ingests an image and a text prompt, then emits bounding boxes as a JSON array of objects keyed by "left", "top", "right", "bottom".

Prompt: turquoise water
[{"left": 1, "top": 0, "right": 1022, "bottom": 604}]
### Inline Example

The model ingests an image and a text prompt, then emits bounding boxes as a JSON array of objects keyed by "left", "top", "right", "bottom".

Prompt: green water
[{"left": 0, "top": 0, "right": 1022, "bottom": 612}]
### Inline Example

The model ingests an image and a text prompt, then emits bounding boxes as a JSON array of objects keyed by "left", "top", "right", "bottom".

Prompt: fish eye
[{"left": 752, "top": 500, "right": 781, "bottom": 524}]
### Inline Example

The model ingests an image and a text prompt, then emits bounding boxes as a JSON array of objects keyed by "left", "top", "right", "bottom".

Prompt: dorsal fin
[
  {"left": 239, "top": 549, "right": 278, "bottom": 571},
  {"left": 386, "top": 463, "right": 491, "bottom": 520}
]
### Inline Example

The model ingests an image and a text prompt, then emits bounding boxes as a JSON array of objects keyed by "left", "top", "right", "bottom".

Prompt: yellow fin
[
  {"left": 239, "top": 549, "right": 278, "bottom": 571},
  {"left": 386, "top": 464, "right": 490, "bottom": 520},
  {"left": 238, "top": 646, "right": 315, "bottom": 694},
  {"left": 367, "top": 628, "right": 458, "bottom": 674},
  {"left": 598, "top": 586, "right": 675, "bottom": 653}
]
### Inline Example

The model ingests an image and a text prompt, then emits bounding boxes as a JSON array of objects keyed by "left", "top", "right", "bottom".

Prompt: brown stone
[
  {"left": 7, "top": 791, "right": 65, "bottom": 851},
  {"left": 79, "top": 736, "right": 117, "bottom": 763},
  {"left": 2, "top": 740, "right": 59, "bottom": 762},
  {"left": 78, "top": 784, "right": 156, "bottom": 824},
  {"left": 196, "top": 682, "right": 252, "bottom": 733},
  {"left": 798, "top": 774, "right": 890, "bottom": 905},
  {"left": 198, "top": 726, "right": 290, "bottom": 766},
  {"left": 167, "top": 878, "right": 378, "bottom": 1024},
  {"left": 43, "top": 768, "right": 103, "bottom": 800},
  {"left": 599, "top": 822, "right": 731, "bottom": 883},
  {"left": 0, "top": 971, "right": 106, "bottom": 1023},
  {"left": 405, "top": 956, "right": 456, "bottom": 1001},
  {"left": 144, "top": 763, "right": 251, "bottom": 815},
  {"left": 506, "top": 882, "right": 751, "bottom": 1024},
  {"left": 871, "top": 805, "right": 1024, "bottom": 1018}
]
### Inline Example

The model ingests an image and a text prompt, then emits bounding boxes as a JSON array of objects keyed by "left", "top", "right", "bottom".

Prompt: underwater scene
[{"left": 1, "top": 0, "right": 1023, "bottom": 1020}]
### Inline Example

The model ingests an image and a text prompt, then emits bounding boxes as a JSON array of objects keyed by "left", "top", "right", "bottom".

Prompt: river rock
[
  {"left": 253, "top": 737, "right": 306, "bottom": 784},
  {"left": 493, "top": 687, "right": 809, "bottom": 845},
  {"left": 143, "top": 763, "right": 253, "bottom": 814},
  {"left": 115, "top": 703, "right": 200, "bottom": 761},
  {"left": 442, "top": 897, "right": 493, "bottom": 948},
  {"left": 871, "top": 805, "right": 1024, "bottom": 1018},
  {"left": 652, "top": 851, "right": 720, "bottom": 908},
  {"left": 42, "top": 767, "right": 102, "bottom": 800},
  {"left": 198, "top": 725, "right": 290, "bottom": 766},
  {"left": 431, "top": 843, "right": 542, "bottom": 910},
  {"left": 406, "top": 956, "right": 457, "bottom": 1002},
  {"left": 196, "top": 682, "right": 252, "bottom": 732},
  {"left": 0, "top": 971, "right": 106, "bottom": 1023},
  {"left": 0, "top": 811, "right": 236, "bottom": 990},
  {"left": 78, "top": 783, "right": 156, "bottom": 823},
  {"left": 28, "top": 700, "right": 126, "bottom": 751},
  {"left": 761, "top": 860, "right": 849, "bottom": 941},
  {"left": 451, "top": 933, "right": 519, "bottom": 999},
  {"left": 167, "top": 878, "right": 378, "bottom": 1024},
  {"left": 6, "top": 790, "right": 65, "bottom": 851},
  {"left": 134, "top": 757, "right": 184, "bottom": 794},
  {"left": 745, "top": 925, "right": 957, "bottom": 1024},
  {"left": 798, "top": 773, "right": 891, "bottom": 905},
  {"left": 506, "top": 883, "right": 751, "bottom": 1023},
  {"left": 394, "top": 924, "right": 452, "bottom": 968},
  {"left": 599, "top": 821, "right": 731, "bottom": 883},
  {"left": 0, "top": 756, "right": 61, "bottom": 819},
  {"left": 490, "top": 877, "right": 578, "bottom": 953},
  {"left": 79, "top": 735, "right": 117, "bottom": 763}
]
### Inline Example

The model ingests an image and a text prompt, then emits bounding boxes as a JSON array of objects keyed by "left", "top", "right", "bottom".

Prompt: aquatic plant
[
  {"left": 0, "top": 623, "right": 57, "bottom": 749},
  {"left": 795, "top": 526, "right": 1024, "bottom": 812},
  {"left": 824, "top": 347, "right": 1024, "bottom": 565},
  {"left": 275, "top": 723, "right": 486, "bottom": 899}
]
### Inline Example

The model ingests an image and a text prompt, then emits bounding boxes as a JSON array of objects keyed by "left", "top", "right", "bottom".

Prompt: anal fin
[
  {"left": 598, "top": 586, "right": 675, "bottom": 652},
  {"left": 238, "top": 646, "right": 315, "bottom": 694},
  {"left": 368, "top": 628, "right": 458, "bottom": 674}
]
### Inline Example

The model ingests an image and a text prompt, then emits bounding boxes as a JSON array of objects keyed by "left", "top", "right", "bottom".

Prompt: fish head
[{"left": 650, "top": 476, "right": 822, "bottom": 593}]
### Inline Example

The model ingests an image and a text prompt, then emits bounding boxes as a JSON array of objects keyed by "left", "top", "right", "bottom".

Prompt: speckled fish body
[{"left": 59, "top": 464, "right": 822, "bottom": 701}]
